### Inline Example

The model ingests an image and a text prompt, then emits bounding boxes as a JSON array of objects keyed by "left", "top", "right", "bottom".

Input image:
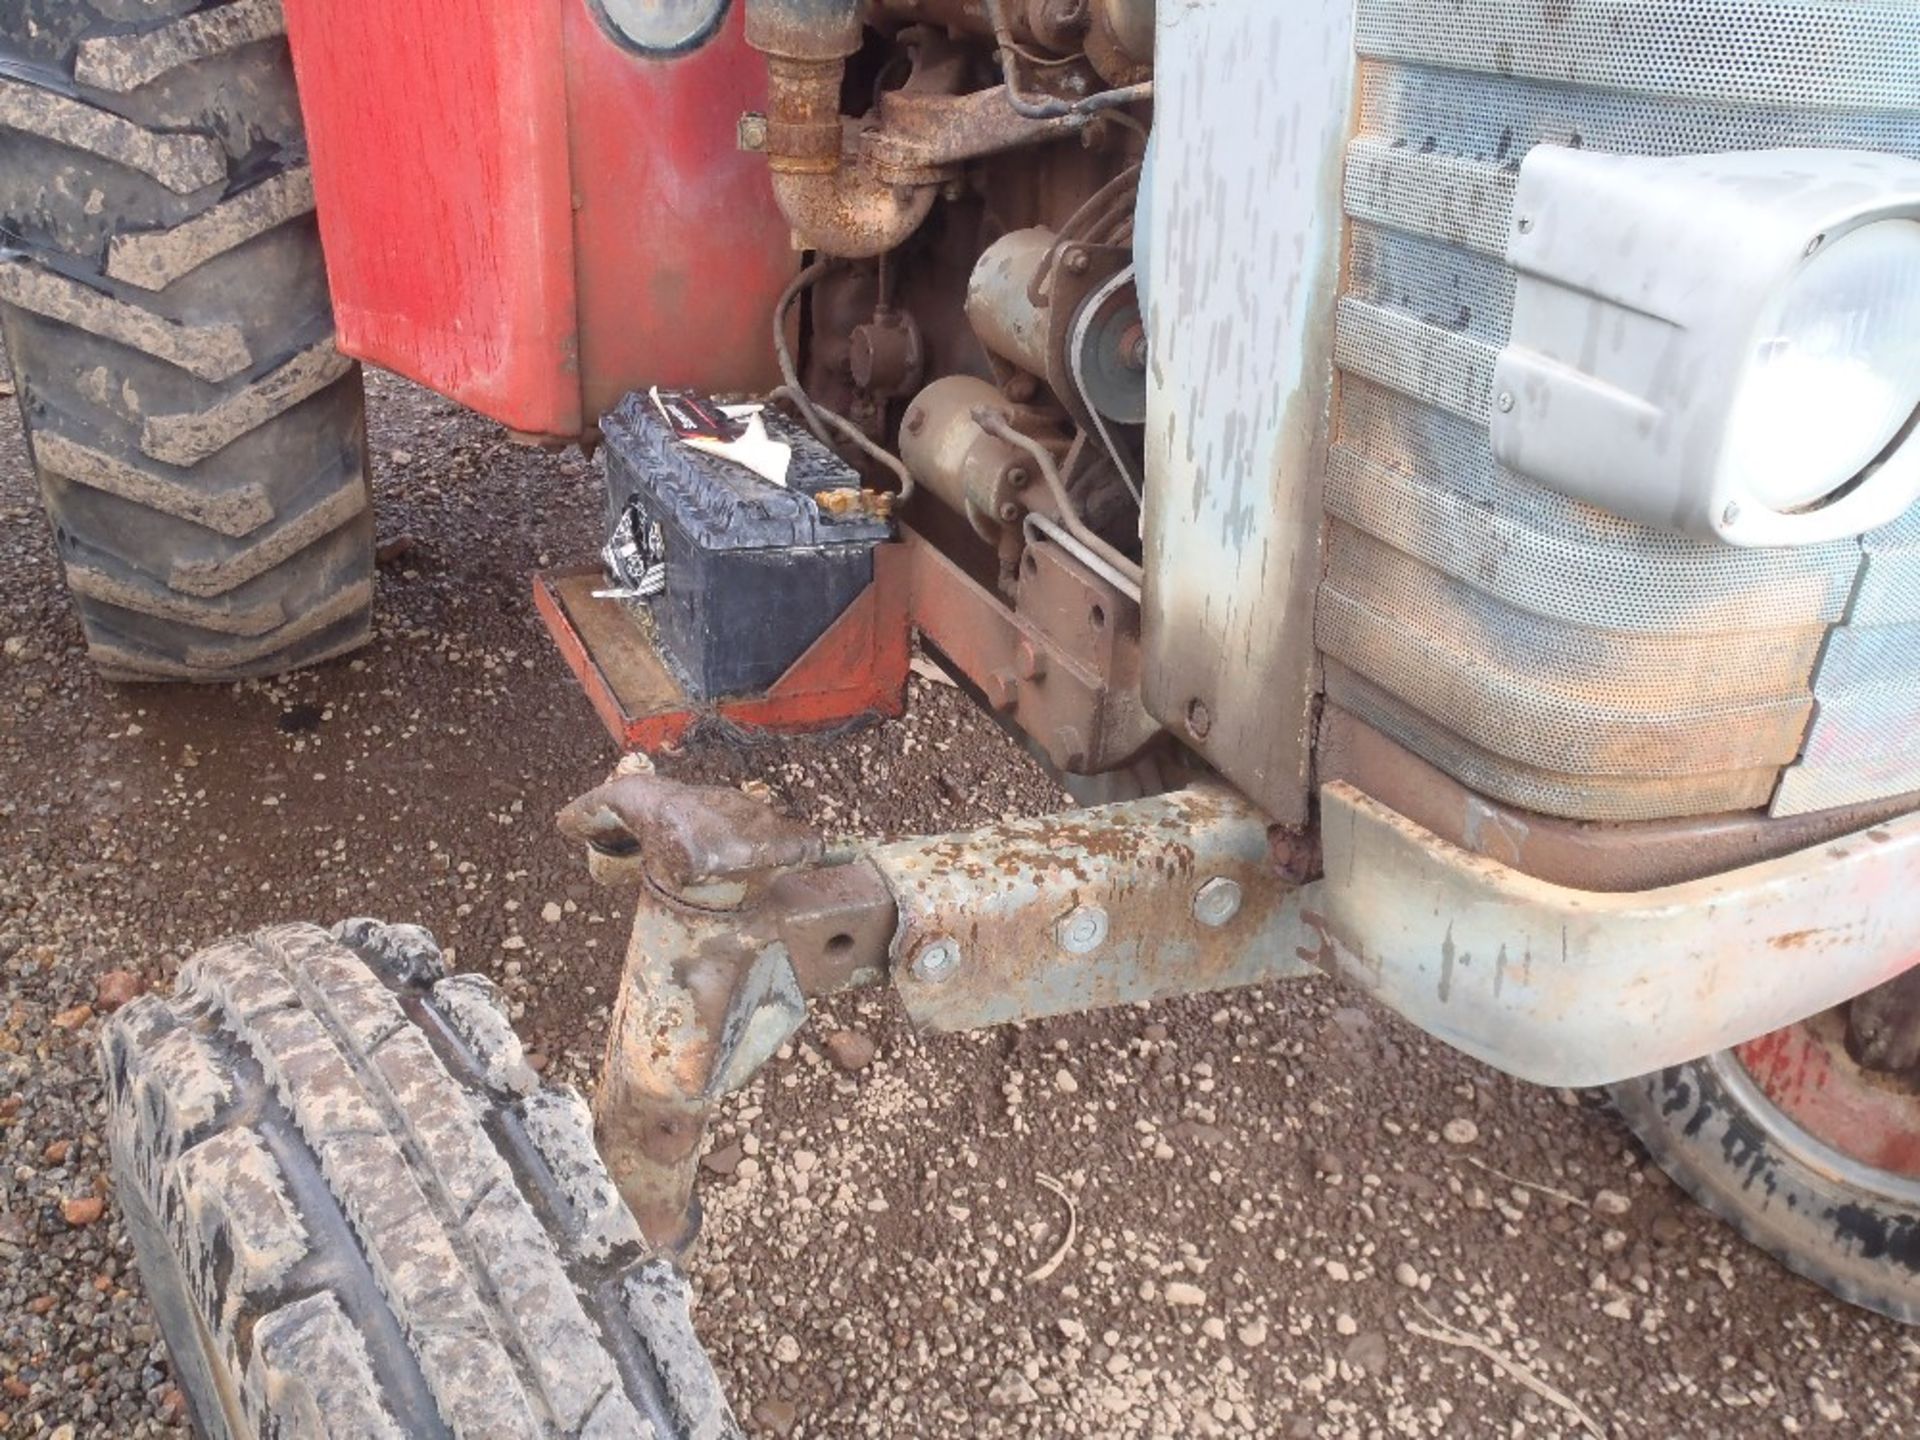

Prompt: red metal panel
[
  {"left": 562, "top": 1, "right": 793, "bottom": 418},
  {"left": 281, "top": 0, "right": 791, "bottom": 439}
]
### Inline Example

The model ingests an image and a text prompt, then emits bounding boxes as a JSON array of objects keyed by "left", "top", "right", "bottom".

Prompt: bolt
[
  {"left": 1006, "top": 465, "right": 1031, "bottom": 490},
  {"left": 1120, "top": 323, "right": 1149, "bottom": 370},
  {"left": 1185, "top": 697, "right": 1212, "bottom": 741},
  {"left": 1064, "top": 248, "right": 1091, "bottom": 276},
  {"left": 985, "top": 669, "right": 1020, "bottom": 712},
  {"left": 1497, "top": 391, "right": 1514, "bottom": 413},
  {"left": 1193, "top": 877, "right": 1244, "bottom": 928},
  {"left": 1722, "top": 501, "right": 1742, "bottom": 526},
  {"left": 1516, "top": 215, "right": 1534, "bottom": 234},
  {"left": 736, "top": 112, "right": 769, "bottom": 152},
  {"left": 913, "top": 936, "right": 962, "bottom": 983},
  {"left": 1057, "top": 904, "right": 1109, "bottom": 955},
  {"left": 1015, "top": 638, "right": 1046, "bottom": 681},
  {"left": 999, "top": 501, "right": 1021, "bottom": 523}
]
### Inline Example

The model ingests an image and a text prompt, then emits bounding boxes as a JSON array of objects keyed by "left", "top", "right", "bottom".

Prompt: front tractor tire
[
  {"left": 0, "top": 0, "right": 373, "bottom": 682},
  {"left": 1612, "top": 1006, "right": 1920, "bottom": 1324},
  {"left": 102, "top": 920, "right": 738, "bottom": 1439}
]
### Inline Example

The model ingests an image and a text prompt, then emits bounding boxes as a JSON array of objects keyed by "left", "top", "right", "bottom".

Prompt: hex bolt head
[
  {"left": 1015, "top": 639, "right": 1046, "bottom": 681},
  {"left": 1064, "top": 247, "right": 1092, "bottom": 275},
  {"left": 913, "top": 936, "right": 962, "bottom": 983},
  {"left": 1192, "top": 877, "right": 1244, "bottom": 928},
  {"left": 1058, "top": 904, "right": 1110, "bottom": 955}
]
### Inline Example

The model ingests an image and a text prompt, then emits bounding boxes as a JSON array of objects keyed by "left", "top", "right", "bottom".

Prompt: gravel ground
[{"left": 4, "top": 362, "right": 1920, "bottom": 1438}]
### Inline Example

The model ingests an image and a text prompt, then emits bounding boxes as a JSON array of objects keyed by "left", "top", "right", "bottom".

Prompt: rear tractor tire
[
  {"left": 0, "top": 0, "right": 373, "bottom": 681},
  {"left": 101, "top": 920, "right": 739, "bottom": 1438}
]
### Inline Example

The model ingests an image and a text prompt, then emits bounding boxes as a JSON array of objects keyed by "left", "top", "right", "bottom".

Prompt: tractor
[{"left": 5, "top": 0, "right": 1920, "bottom": 1433}]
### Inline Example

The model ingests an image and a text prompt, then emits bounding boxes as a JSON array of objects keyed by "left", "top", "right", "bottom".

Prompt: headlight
[
  {"left": 1723, "top": 220, "right": 1920, "bottom": 514},
  {"left": 1491, "top": 148, "right": 1920, "bottom": 547}
]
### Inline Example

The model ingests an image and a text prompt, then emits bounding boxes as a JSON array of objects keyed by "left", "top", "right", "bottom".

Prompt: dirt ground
[{"left": 4, "top": 365, "right": 1919, "bottom": 1439}]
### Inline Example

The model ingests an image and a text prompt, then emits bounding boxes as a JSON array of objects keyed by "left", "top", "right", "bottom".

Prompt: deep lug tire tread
[
  {"left": 0, "top": 0, "right": 373, "bottom": 683},
  {"left": 101, "top": 919, "right": 740, "bottom": 1438}
]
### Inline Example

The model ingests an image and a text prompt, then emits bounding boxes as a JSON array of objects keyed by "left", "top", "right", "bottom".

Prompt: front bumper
[{"left": 1309, "top": 781, "right": 1920, "bottom": 1087}]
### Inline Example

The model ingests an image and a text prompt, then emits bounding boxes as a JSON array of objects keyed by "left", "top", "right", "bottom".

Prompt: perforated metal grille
[
  {"left": 1354, "top": 1, "right": 1920, "bottom": 110},
  {"left": 1325, "top": 664, "right": 1784, "bottom": 821},
  {"left": 1321, "top": 0, "right": 1920, "bottom": 821},
  {"left": 1775, "top": 508, "right": 1920, "bottom": 814}
]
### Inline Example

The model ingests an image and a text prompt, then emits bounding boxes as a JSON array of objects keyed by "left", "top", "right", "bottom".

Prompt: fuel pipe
[{"left": 981, "top": 0, "right": 1154, "bottom": 121}]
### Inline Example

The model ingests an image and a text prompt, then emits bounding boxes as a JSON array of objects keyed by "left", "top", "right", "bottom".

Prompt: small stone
[
  {"left": 791, "top": 1149, "right": 818, "bottom": 1174},
  {"left": 1324, "top": 1260, "right": 1351, "bottom": 1282},
  {"left": 94, "top": 970, "right": 146, "bottom": 1012},
  {"left": 772, "top": 1334, "right": 801, "bottom": 1365},
  {"left": 1202, "top": 1317, "right": 1227, "bottom": 1342},
  {"left": 525, "top": 1052, "right": 550, "bottom": 1073},
  {"left": 703, "top": 1144, "right": 743, "bottom": 1177},
  {"left": 1594, "top": 1188, "right": 1632, "bottom": 1216},
  {"left": 752, "top": 1399, "right": 798, "bottom": 1436},
  {"left": 375, "top": 533, "right": 419, "bottom": 566},
  {"left": 1812, "top": 1393, "right": 1845, "bottom": 1424},
  {"left": 1164, "top": 1281, "right": 1206, "bottom": 1308},
  {"left": 42, "top": 1139, "right": 70, "bottom": 1165},
  {"left": 1053, "top": 1067, "right": 1079, "bottom": 1095},
  {"left": 988, "top": 1369, "right": 1038, "bottom": 1407},
  {"left": 501, "top": 935, "right": 526, "bottom": 951},
  {"left": 1058, "top": 1317, "right": 1088, "bottom": 1345},
  {"left": 1442, "top": 1117, "right": 1480, "bottom": 1145},
  {"left": 1345, "top": 1331, "right": 1389, "bottom": 1374},
  {"left": 540, "top": 902, "right": 563, "bottom": 924},
  {"left": 1236, "top": 1318, "right": 1268, "bottom": 1349},
  {"left": 1334, "top": 1313, "right": 1358, "bottom": 1337},
  {"left": 823, "top": 1028, "right": 877, "bottom": 1072},
  {"left": 51, "top": 1003, "right": 93, "bottom": 1031},
  {"left": 61, "top": 1195, "right": 104, "bottom": 1227},
  {"left": 1393, "top": 1261, "right": 1421, "bottom": 1289}
]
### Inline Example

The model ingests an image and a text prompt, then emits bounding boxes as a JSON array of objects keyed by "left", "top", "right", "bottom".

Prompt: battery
[{"left": 599, "top": 392, "right": 892, "bottom": 702}]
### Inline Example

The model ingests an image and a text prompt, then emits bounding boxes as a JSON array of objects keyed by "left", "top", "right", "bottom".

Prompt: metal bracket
[
  {"left": 870, "top": 785, "right": 1314, "bottom": 1030},
  {"left": 562, "top": 772, "right": 1314, "bottom": 1250}
]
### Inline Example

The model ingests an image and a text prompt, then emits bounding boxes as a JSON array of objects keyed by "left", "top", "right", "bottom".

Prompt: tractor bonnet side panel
[{"left": 280, "top": 0, "right": 791, "bottom": 439}]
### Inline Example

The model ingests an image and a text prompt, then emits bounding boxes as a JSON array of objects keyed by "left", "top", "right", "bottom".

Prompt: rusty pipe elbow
[
  {"left": 756, "top": 52, "right": 939, "bottom": 258},
  {"left": 770, "top": 162, "right": 938, "bottom": 259}
]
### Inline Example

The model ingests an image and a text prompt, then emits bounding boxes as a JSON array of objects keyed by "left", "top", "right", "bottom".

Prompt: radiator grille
[{"left": 1320, "top": 0, "right": 1920, "bottom": 821}]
